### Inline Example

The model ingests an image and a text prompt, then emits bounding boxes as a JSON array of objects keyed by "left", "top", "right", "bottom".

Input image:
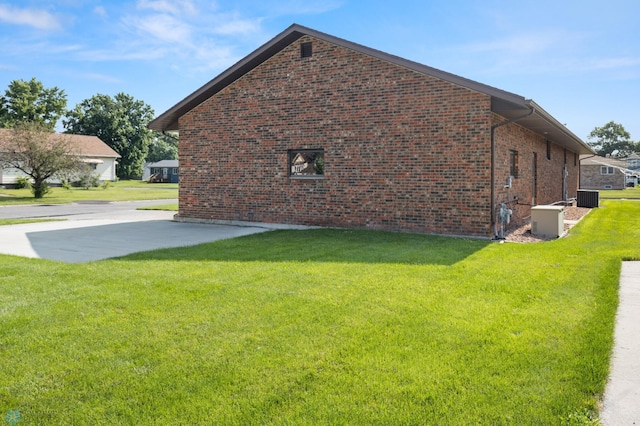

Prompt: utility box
[
  {"left": 531, "top": 205, "right": 564, "bottom": 238},
  {"left": 576, "top": 190, "right": 599, "bottom": 208}
]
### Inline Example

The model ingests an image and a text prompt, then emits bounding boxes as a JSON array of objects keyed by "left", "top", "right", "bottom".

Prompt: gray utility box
[{"left": 531, "top": 205, "right": 564, "bottom": 238}]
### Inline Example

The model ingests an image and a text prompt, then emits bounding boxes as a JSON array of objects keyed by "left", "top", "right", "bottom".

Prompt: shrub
[
  {"left": 78, "top": 172, "right": 101, "bottom": 189},
  {"left": 15, "top": 176, "right": 31, "bottom": 189}
]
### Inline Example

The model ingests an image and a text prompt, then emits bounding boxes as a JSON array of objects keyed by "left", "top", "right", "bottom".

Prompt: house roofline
[{"left": 148, "top": 23, "right": 594, "bottom": 155}]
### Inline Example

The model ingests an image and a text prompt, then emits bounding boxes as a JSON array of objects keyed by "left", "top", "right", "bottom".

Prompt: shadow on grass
[{"left": 118, "top": 228, "right": 492, "bottom": 266}]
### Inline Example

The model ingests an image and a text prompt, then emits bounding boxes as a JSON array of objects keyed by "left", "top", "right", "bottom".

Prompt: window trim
[
  {"left": 509, "top": 149, "right": 519, "bottom": 179},
  {"left": 288, "top": 148, "right": 324, "bottom": 179},
  {"left": 600, "top": 166, "right": 615, "bottom": 175}
]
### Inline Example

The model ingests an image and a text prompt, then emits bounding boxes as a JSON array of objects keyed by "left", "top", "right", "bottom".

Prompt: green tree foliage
[
  {"left": 587, "top": 121, "right": 637, "bottom": 157},
  {"left": 0, "top": 122, "right": 83, "bottom": 198},
  {"left": 0, "top": 78, "right": 67, "bottom": 130},
  {"left": 147, "top": 131, "right": 178, "bottom": 163},
  {"left": 64, "top": 93, "right": 154, "bottom": 179}
]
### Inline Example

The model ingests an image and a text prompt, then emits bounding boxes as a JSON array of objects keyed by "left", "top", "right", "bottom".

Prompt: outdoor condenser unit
[
  {"left": 576, "top": 190, "right": 599, "bottom": 208},
  {"left": 531, "top": 205, "right": 564, "bottom": 238}
]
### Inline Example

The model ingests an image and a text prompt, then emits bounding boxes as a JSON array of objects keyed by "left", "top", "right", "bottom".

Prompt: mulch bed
[{"left": 503, "top": 206, "right": 592, "bottom": 243}]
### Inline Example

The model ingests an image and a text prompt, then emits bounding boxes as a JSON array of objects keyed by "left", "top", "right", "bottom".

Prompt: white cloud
[
  {"left": 260, "top": 0, "right": 342, "bottom": 16},
  {"left": 30, "top": 0, "right": 333, "bottom": 76},
  {"left": 126, "top": 13, "right": 194, "bottom": 44},
  {"left": 112, "top": 2, "right": 264, "bottom": 73},
  {"left": 80, "top": 72, "right": 122, "bottom": 84},
  {"left": 136, "top": 0, "right": 198, "bottom": 16},
  {"left": 93, "top": 6, "right": 108, "bottom": 18},
  {"left": 210, "top": 14, "right": 262, "bottom": 36},
  {"left": 0, "top": 4, "right": 62, "bottom": 30}
]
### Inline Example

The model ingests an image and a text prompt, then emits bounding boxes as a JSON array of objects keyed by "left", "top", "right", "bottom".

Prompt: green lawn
[
  {"left": 137, "top": 203, "right": 179, "bottom": 211},
  {"left": 599, "top": 186, "right": 640, "bottom": 199},
  {"left": 0, "top": 218, "right": 66, "bottom": 226},
  {"left": 1, "top": 201, "right": 637, "bottom": 424},
  {"left": 0, "top": 180, "right": 177, "bottom": 205}
]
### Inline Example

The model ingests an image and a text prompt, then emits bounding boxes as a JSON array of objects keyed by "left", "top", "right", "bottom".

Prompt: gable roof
[
  {"left": 0, "top": 129, "right": 120, "bottom": 158},
  {"left": 580, "top": 155, "right": 627, "bottom": 167},
  {"left": 147, "top": 159, "right": 178, "bottom": 168},
  {"left": 149, "top": 23, "right": 594, "bottom": 155}
]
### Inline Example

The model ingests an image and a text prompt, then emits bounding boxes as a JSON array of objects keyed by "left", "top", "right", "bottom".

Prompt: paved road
[
  {"left": 0, "top": 199, "right": 180, "bottom": 219},
  {"left": 0, "top": 200, "right": 272, "bottom": 262}
]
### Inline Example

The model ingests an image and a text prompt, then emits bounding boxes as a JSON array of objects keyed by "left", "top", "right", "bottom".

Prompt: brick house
[
  {"left": 580, "top": 156, "right": 629, "bottom": 190},
  {"left": 149, "top": 24, "right": 594, "bottom": 238}
]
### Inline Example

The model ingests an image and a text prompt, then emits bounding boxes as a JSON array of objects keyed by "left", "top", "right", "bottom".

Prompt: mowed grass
[
  {"left": 1, "top": 201, "right": 638, "bottom": 424},
  {"left": 137, "top": 203, "right": 179, "bottom": 211},
  {"left": 0, "top": 180, "right": 177, "bottom": 205},
  {"left": 0, "top": 218, "right": 66, "bottom": 226},
  {"left": 599, "top": 186, "right": 640, "bottom": 199}
]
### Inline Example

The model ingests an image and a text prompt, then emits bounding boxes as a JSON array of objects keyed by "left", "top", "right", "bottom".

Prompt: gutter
[
  {"left": 162, "top": 131, "right": 179, "bottom": 141},
  {"left": 490, "top": 105, "right": 535, "bottom": 238}
]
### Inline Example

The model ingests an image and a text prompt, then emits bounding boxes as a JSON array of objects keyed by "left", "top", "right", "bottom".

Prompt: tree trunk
[{"left": 32, "top": 179, "right": 49, "bottom": 198}]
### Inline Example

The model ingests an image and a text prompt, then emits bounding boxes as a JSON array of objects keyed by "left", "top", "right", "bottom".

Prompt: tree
[
  {"left": 0, "top": 122, "right": 83, "bottom": 198},
  {"left": 63, "top": 93, "right": 155, "bottom": 179},
  {"left": 147, "top": 131, "right": 178, "bottom": 163},
  {"left": 0, "top": 78, "right": 67, "bottom": 130},
  {"left": 587, "top": 121, "right": 636, "bottom": 157}
]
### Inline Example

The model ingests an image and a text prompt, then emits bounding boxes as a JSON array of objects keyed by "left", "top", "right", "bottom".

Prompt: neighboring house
[
  {"left": 143, "top": 160, "right": 179, "bottom": 183},
  {"left": 148, "top": 24, "right": 594, "bottom": 239},
  {"left": 626, "top": 153, "right": 640, "bottom": 171},
  {"left": 580, "top": 155, "right": 636, "bottom": 189},
  {"left": 0, "top": 130, "right": 120, "bottom": 185}
]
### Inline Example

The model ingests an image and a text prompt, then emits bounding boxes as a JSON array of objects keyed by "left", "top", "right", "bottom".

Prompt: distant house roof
[
  {"left": 0, "top": 129, "right": 120, "bottom": 158},
  {"left": 580, "top": 156, "right": 627, "bottom": 167},
  {"left": 147, "top": 160, "right": 178, "bottom": 168},
  {"left": 148, "top": 23, "right": 594, "bottom": 156}
]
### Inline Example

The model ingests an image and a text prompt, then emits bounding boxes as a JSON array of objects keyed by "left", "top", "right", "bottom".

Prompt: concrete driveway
[{"left": 0, "top": 200, "right": 271, "bottom": 263}]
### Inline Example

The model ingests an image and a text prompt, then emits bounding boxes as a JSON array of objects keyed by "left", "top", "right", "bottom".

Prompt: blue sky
[{"left": 1, "top": 0, "right": 638, "bottom": 142}]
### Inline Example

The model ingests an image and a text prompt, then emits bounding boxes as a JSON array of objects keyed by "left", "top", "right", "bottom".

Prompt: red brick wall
[
  {"left": 177, "top": 35, "right": 577, "bottom": 238},
  {"left": 493, "top": 116, "right": 580, "bottom": 227}
]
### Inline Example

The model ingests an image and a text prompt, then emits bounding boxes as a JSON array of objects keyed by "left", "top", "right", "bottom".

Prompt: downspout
[
  {"left": 490, "top": 105, "right": 535, "bottom": 238},
  {"left": 578, "top": 154, "right": 597, "bottom": 189}
]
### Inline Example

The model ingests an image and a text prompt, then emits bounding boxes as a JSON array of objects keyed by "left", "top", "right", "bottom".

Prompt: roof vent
[{"left": 300, "top": 42, "right": 312, "bottom": 58}]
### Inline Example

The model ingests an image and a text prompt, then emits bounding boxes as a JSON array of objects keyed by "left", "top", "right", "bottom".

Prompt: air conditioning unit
[
  {"left": 576, "top": 190, "right": 599, "bottom": 208},
  {"left": 531, "top": 205, "right": 564, "bottom": 238}
]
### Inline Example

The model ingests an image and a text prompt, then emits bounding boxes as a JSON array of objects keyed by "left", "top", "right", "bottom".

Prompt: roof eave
[
  {"left": 149, "top": 24, "right": 594, "bottom": 157},
  {"left": 525, "top": 100, "right": 595, "bottom": 155},
  {"left": 491, "top": 97, "right": 594, "bottom": 155},
  {"left": 148, "top": 23, "right": 530, "bottom": 132},
  {"left": 149, "top": 24, "right": 307, "bottom": 131}
]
